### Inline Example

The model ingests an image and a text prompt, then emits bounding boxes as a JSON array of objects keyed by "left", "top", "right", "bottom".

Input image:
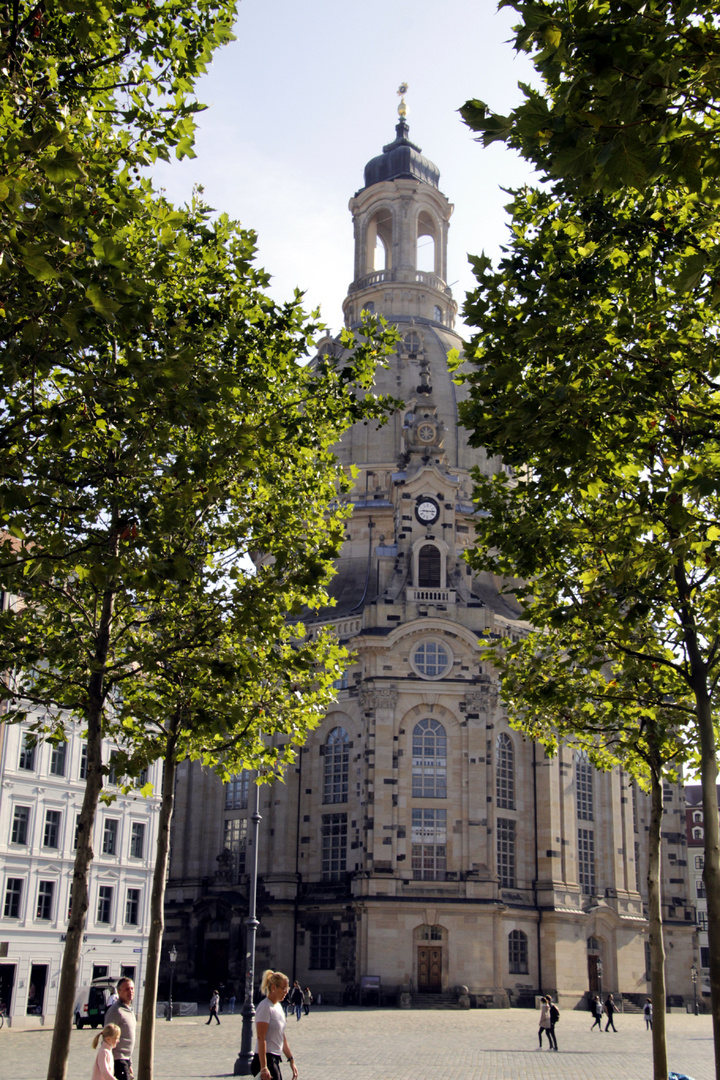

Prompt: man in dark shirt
[{"left": 104, "top": 978, "right": 136, "bottom": 1080}]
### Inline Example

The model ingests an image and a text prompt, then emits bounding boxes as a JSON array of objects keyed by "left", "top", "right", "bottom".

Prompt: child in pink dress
[{"left": 92, "top": 1023, "right": 121, "bottom": 1080}]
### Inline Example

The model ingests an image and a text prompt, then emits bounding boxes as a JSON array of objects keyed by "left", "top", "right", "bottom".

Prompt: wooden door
[
  {"left": 588, "top": 954, "right": 599, "bottom": 993},
  {"left": 417, "top": 946, "right": 442, "bottom": 992}
]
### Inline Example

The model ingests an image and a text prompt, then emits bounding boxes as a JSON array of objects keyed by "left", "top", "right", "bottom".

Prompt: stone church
[{"left": 164, "top": 110, "right": 696, "bottom": 1009}]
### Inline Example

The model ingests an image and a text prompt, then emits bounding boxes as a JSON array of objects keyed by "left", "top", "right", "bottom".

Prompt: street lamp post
[
  {"left": 234, "top": 776, "right": 262, "bottom": 1076},
  {"left": 167, "top": 945, "right": 178, "bottom": 1022},
  {"left": 692, "top": 963, "right": 699, "bottom": 1015}
]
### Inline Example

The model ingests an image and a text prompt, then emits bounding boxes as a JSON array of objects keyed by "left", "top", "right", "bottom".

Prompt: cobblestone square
[{"left": 0, "top": 1007, "right": 715, "bottom": 1080}]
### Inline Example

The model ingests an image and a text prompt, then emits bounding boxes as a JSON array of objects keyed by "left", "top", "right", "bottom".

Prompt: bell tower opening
[
  {"left": 366, "top": 209, "right": 392, "bottom": 274},
  {"left": 417, "top": 210, "right": 438, "bottom": 274}
]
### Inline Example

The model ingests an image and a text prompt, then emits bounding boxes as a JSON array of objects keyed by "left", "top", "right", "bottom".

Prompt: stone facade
[{"left": 164, "top": 115, "right": 695, "bottom": 1010}]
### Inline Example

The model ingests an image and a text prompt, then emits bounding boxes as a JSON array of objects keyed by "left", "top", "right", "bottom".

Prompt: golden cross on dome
[{"left": 397, "top": 82, "right": 408, "bottom": 119}]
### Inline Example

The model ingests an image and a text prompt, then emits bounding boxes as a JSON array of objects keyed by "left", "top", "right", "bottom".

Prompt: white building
[{"left": 0, "top": 714, "right": 161, "bottom": 1027}]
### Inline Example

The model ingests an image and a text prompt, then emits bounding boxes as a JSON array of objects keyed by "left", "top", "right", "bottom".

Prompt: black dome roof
[{"left": 362, "top": 119, "right": 440, "bottom": 191}]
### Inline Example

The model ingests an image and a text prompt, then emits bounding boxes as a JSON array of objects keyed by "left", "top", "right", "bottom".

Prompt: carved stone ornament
[
  {"left": 215, "top": 848, "right": 234, "bottom": 882},
  {"left": 463, "top": 685, "right": 497, "bottom": 717},
  {"left": 359, "top": 687, "right": 398, "bottom": 712}
]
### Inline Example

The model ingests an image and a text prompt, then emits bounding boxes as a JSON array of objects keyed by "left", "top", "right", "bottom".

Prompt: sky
[{"left": 152, "top": 0, "right": 540, "bottom": 338}]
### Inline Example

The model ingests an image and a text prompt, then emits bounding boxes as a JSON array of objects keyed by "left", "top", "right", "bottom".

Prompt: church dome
[{"left": 361, "top": 118, "right": 440, "bottom": 191}]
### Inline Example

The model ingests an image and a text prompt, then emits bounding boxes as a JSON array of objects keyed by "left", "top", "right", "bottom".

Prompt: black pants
[
  {"left": 114, "top": 1060, "right": 131, "bottom": 1080},
  {"left": 252, "top": 1053, "right": 282, "bottom": 1080},
  {"left": 206, "top": 1007, "right": 220, "bottom": 1025},
  {"left": 605, "top": 1014, "right": 617, "bottom": 1031},
  {"left": 548, "top": 1023, "right": 558, "bottom": 1050},
  {"left": 590, "top": 1014, "right": 602, "bottom": 1029}
]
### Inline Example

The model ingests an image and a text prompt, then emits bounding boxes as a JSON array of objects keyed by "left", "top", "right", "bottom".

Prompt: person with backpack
[
  {"left": 644, "top": 998, "right": 653, "bottom": 1030},
  {"left": 590, "top": 994, "right": 603, "bottom": 1031},
  {"left": 548, "top": 999, "right": 560, "bottom": 1050}
]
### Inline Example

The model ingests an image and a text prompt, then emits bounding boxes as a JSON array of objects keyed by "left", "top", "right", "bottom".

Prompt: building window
[
  {"left": 697, "top": 879, "right": 706, "bottom": 898},
  {"left": 578, "top": 828, "right": 596, "bottom": 894},
  {"left": 434, "top": 305, "right": 443, "bottom": 323},
  {"left": 575, "top": 753, "right": 594, "bottom": 821},
  {"left": 404, "top": 331, "right": 421, "bottom": 356},
  {"left": 411, "top": 808, "right": 447, "bottom": 880},
  {"left": 130, "top": 822, "right": 145, "bottom": 859},
  {"left": 693, "top": 827, "right": 704, "bottom": 840},
  {"left": 412, "top": 640, "right": 451, "bottom": 679},
  {"left": 632, "top": 784, "right": 638, "bottom": 833},
  {"left": 43, "top": 810, "right": 61, "bottom": 849},
  {"left": 418, "top": 925, "right": 443, "bottom": 941},
  {"left": 37, "top": 880, "right": 54, "bottom": 920},
  {"left": 696, "top": 855, "right": 705, "bottom": 870},
  {"left": 702, "top": 947, "right": 710, "bottom": 969},
  {"left": 508, "top": 930, "right": 528, "bottom": 974},
  {"left": 698, "top": 911, "right": 709, "bottom": 931},
  {"left": 332, "top": 670, "right": 349, "bottom": 690},
  {"left": 79, "top": 744, "right": 88, "bottom": 780},
  {"left": 138, "top": 768, "right": 148, "bottom": 787},
  {"left": 67, "top": 883, "right": 73, "bottom": 920},
  {"left": 125, "top": 889, "right": 141, "bottom": 926},
  {"left": 225, "top": 771, "right": 250, "bottom": 810},
  {"left": 107, "top": 751, "right": 119, "bottom": 786},
  {"left": 496, "top": 733, "right": 515, "bottom": 809},
  {"left": 693, "top": 810, "right": 703, "bottom": 822},
  {"left": 412, "top": 719, "right": 447, "bottom": 799},
  {"left": 4, "top": 877, "right": 23, "bottom": 919},
  {"left": 497, "top": 818, "right": 516, "bottom": 888},
  {"left": 324, "top": 728, "right": 349, "bottom": 804},
  {"left": 418, "top": 545, "right": 441, "bottom": 588},
  {"left": 321, "top": 813, "right": 347, "bottom": 881},
  {"left": 97, "top": 885, "right": 113, "bottom": 924},
  {"left": 49, "top": 742, "right": 67, "bottom": 777},
  {"left": 102, "top": 819, "right": 118, "bottom": 856},
  {"left": 18, "top": 733, "right": 36, "bottom": 771},
  {"left": 11, "top": 805, "right": 30, "bottom": 845},
  {"left": 223, "top": 817, "right": 248, "bottom": 881},
  {"left": 309, "top": 924, "right": 336, "bottom": 970}
]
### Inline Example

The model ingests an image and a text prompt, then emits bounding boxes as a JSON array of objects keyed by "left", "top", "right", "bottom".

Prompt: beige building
[{"left": 164, "top": 112, "right": 695, "bottom": 1009}]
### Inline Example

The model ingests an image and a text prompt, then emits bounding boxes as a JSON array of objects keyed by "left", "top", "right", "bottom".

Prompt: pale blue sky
[{"left": 153, "top": 0, "right": 538, "bottom": 337}]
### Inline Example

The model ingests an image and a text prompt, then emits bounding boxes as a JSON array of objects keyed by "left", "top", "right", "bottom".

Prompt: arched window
[
  {"left": 693, "top": 826, "right": 704, "bottom": 840},
  {"left": 508, "top": 930, "right": 528, "bottom": 974},
  {"left": 417, "top": 210, "right": 437, "bottom": 273},
  {"left": 324, "top": 727, "right": 349, "bottom": 804},
  {"left": 412, "top": 718, "right": 447, "bottom": 798},
  {"left": 418, "top": 545, "right": 441, "bottom": 587},
  {"left": 496, "top": 733, "right": 515, "bottom": 809},
  {"left": 575, "top": 751, "right": 594, "bottom": 820},
  {"left": 403, "top": 331, "right": 421, "bottom": 357},
  {"left": 366, "top": 209, "right": 392, "bottom": 274}
]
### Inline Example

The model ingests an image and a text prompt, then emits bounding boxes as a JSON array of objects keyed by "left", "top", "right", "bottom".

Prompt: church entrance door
[
  {"left": 588, "top": 954, "right": 600, "bottom": 993},
  {"left": 417, "top": 946, "right": 442, "bottom": 992}
]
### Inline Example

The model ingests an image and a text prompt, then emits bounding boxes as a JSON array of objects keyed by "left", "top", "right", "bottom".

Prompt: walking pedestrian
[
  {"left": 548, "top": 999, "right": 560, "bottom": 1050},
  {"left": 91, "top": 1024, "right": 121, "bottom": 1080},
  {"left": 252, "top": 970, "right": 299, "bottom": 1080},
  {"left": 290, "top": 981, "right": 303, "bottom": 1022},
  {"left": 590, "top": 995, "right": 603, "bottom": 1031},
  {"left": 537, "top": 996, "right": 552, "bottom": 1049},
  {"left": 302, "top": 988, "right": 312, "bottom": 1017},
  {"left": 644, "top": 998, "right": 653, "bottom": 1030},
  {"left": 604, "top": 993, "right": 618, "bottom": 1032},
  {"left": 206, "top": 989, "right": 221, "bottom": 1025},
  {"left": 104, "top": 978, "right": 136, "bottom": 1080}
]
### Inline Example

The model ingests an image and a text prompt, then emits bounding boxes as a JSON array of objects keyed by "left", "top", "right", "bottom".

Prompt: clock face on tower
[{"left": 415, "top": 497, "right": 440, "bottom": 525}]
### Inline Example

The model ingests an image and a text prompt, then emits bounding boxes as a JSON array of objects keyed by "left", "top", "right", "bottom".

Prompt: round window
[{"left": 411, "top": 639, "right": 452, "bottom": 680}]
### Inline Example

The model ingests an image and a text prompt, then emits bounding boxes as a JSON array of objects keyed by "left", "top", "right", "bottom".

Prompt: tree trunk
[
  {"left": 676, "top": 561, "right": 720, "bottom": 1079},
  {"left": 648, "top": 760, "right": 668, "bottom": 1080},
  {"left": 46, "top": 583, "right": 115, "bottom": 1080},
  {"left": 137, "top": 721, "right": 180, "bottom": 1080}
]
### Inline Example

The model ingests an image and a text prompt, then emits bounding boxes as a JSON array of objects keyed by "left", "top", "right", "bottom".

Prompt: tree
[
  {"left": 458, "top": 180, "right": 720, "bottom": 1074},
  {"left": 109, "top": 577, "right": 350, "bottom": 1080},
  {"left": 1, "top": 184, "right": 396, "bottom": 1080},
  {"left": 479, "top": 607, "right": 691, "bottom": 1080},
  {"left": 460, "top": 0, "right": 720, "bottom": 198}
]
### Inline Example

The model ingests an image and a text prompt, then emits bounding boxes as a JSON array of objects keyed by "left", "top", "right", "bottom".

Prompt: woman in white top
[{"left": 254, "top": 970, "right": 299, "bottom": 1080}]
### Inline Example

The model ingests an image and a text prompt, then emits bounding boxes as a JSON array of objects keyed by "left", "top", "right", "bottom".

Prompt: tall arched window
[
  {"left": 496, "top": 733, "right": 515, "bottom": 809},
  {"left": 324, "top": 727, "right": 349, "bottom": 804},
  {"left": 418, "top": 545, "right": 441, "bottom": 587},
  {"left": 575, "top": 751, "right": 594, "bottom": 820},
  {"left": 508, "top": 930, "right": 528, "bottom": 974},
  {"left": 412, "top": 719, "right": 447, "bottom": 798}
]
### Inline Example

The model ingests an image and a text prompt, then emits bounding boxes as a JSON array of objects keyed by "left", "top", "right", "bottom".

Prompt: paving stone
[{"left": 0, "top": 1006, "right": 714, "bottom": 1080}]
